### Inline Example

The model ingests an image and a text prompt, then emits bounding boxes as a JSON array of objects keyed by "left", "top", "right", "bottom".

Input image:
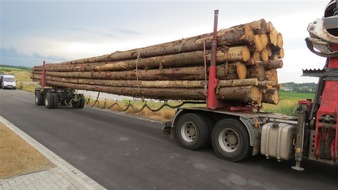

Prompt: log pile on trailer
[{"left": 31, "top": 19, "right": 283, "bottom": 106}]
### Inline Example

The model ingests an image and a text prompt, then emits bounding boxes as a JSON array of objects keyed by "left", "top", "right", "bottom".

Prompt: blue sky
[{"left": 0, "top": 0, "right": 330, "bottom": 83}]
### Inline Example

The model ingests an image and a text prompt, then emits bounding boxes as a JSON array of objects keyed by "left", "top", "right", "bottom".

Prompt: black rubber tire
[
  {"left": 45, "top": 93, "right": 54, "bottom": 109},
  {"left": 201, "top": 115, "right": 215, "bottom": 148},
  {"left": 78, "top": 94, "right": 85, "bottom": 109},
  {"left": 72, "top": 94, "right": 85, "bottom": 109},
  {"left": 52, "top": 93, "right": 59, "bottom": 109},
  {"left": 35, "top": 91, "right": 44, "bottom": 106},
  {"left": 175, "top": 113, "right": 210, "bottom": 150},
  {"left": 211, "top": 119, "right": 252, "bottom": 162}
]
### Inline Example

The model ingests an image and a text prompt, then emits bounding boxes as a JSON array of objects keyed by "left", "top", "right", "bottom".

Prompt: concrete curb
[{"left": 0, "top": 115, "right": 106, "bottom": 190}]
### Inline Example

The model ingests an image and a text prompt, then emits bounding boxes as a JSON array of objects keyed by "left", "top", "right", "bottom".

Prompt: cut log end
[
  {"left": 250, "top": 86, "right": 263, "bottom": 103},
  {"left": 236, "top": 63, "right": 247, "bottom": 79},
  {"left": 262, "top": 89, "right": 280, "bottom": 104},
  {"left": 253, "top": 35, "right": 264, "bottom": 52}
]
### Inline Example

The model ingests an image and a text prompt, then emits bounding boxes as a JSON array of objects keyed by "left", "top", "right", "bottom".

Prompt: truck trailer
[{"left": 32, "top": 1, "right": 338, "bottom": 170}]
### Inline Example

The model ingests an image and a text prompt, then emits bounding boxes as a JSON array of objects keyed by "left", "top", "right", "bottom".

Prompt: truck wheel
[
  {"left": 35, "top": 91, "right": 44, "bottom": 106},
  {"left": 52, "top": 93, "right": 59, "bottom": 109},
  {"left": 78, "top": 94, "right": 85, "bottom": 109},
  {"left": 211, "top": 119, "right": 252, "bottom": 162},
  {"left": 176, "top": 113, "right": 210, "bottom": 150},
  {"left": 71, "top": 94, "right": 85, "bottom": 109},
  {"left": 45, "top": 93, "right": 54, "bottom": 109}
]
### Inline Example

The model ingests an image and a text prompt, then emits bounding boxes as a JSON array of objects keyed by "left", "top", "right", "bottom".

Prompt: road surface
[{"left": 1, "top": 89, "right": 338, "bottom": 190}]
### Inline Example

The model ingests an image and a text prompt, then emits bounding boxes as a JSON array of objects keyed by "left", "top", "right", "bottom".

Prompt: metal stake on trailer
[
  {"left": 207, "top": 10, "right": 219, "bottom": 109},
  {"left": 41, "top": 60, "right": 46, "bottom": 88}
]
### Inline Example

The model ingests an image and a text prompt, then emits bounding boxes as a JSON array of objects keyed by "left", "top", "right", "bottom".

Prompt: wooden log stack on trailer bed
[{"left": 31, "top": 18, "right": 284, "bottom": 107}]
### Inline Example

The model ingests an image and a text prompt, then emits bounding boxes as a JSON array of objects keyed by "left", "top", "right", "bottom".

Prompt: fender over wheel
[
  {"left": 175, "top": 113, "right": 211, "bottom": 150},
  {"left": 211, "top": 119, "right": 252, "bottom": 162}
]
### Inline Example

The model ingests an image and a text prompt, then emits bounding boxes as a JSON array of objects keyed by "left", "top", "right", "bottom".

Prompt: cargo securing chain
[{"left": 85, "top": 94, "right": 205, "bottom": 113}]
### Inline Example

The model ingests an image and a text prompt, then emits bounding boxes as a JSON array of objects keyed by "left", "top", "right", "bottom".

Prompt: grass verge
[
  {"left": 0, "top": 122, "right": 55, "bottom": 179},
  {"left": 262, "top": 91, "right": 315, "bottom": 116}
]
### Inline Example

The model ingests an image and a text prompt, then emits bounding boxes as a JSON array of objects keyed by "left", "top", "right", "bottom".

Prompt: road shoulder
[{"left": 0, "top": 116, "right": 106, "bottom": 190}]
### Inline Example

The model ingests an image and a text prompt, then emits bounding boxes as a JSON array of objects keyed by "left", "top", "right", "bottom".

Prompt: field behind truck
[
  {"left": 1, "top": 66, "right": 315, "bottom": 118},
  {"left": 0, "top": 66, "right": 39, "bottom": 92}
]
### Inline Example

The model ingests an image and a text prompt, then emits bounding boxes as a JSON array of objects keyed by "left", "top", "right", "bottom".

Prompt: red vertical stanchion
[
  {"left": 41, "top": 61, "right": 46, "bottom": 87},
  {"left": 207, "top": 10, "right": 219, "bottom": 109}
]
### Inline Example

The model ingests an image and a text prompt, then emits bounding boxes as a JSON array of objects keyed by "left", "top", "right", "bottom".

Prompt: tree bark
[
  {"left": 248, "top": 19, "right": 267, "bottom": 34},
  {"left": 262, "top": 88, "right": 279, "bottom": 104},
  {"left": 256, "top": 60, "right": 283, "bottom": 69},
  {"left": 44, "top": 80, "right": 261, "bottom": 103},
  {"left": 216, "top": 62, "right": 247, "bottom": 80},
  {"left": 33, "top": 46, "right": 251, "bottom": 72},
  {"left": 32, "top": 63, "right": 246, "bottom": 81},
  {"left": 217, "top": 86, "right": 262, "bottom": 104},
  {"left": 34, "top": 74, "right": 262, "bottom": 88},
  {"left": 246, "top": 66, "right": 266, "bottom": 81},
  {"left": 265, "top": 69, "right": 278, "bottom": 84},
  {"left": 271, "top": 48, "right": 284, "bottom": 59},
  {"left": 213, "top": 46, "right": 251, "bottom": 63}
]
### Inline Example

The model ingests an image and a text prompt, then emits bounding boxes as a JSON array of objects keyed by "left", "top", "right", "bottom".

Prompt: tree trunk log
[
  {"left": 34, "top": 74, "right": 261, "bottom": 88},
  {"left": 217, "top": 86, "right": 262, "bottom": 104},
  {"left": 213, "top": 46, "right": 251, "bottom": 63},
  {"left": 216, "top": 62, "right": 247, "bottom": 80},
  {"left": 261, "top": 48, "right": 271, "bottom": 62},
  {"left": 265, "top": 69, "right": 278, "bottom": 84},
  {"left": 269, "top": 27, "right": 279, "bottom": 47},
  {"left": 256, "top": 60, "right": 283, "bottom": 69},
  {"left": 32, "top": 63, "right": 246, "bottom": 81},
  {"left": 33, "top": 46, "right": 251, "bottom": 72},
  {"left": 43, "top": 80, "right": 261, "bottom": 103},
  {"left": 248, "top": 19, "right": 267, "bottom": 34},
  {"left": 246, "top": 66, "right": 266, "bottom": 81},
  {"left": 260, "top": 33, "right": 269, "bottom": 47},
  {"left": 262, "top": 88, "right": 279, "bottom": 104},
  {"left": 271, "top": 48, "right": 284, "bottom": 59}
]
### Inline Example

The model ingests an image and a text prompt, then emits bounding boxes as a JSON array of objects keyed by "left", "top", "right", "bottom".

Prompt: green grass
[
  {"left": 0, "top": 66, "right": 39, "bottom": 92},
  {"left": 262, "top": 91, "right": 315, "bottom": 116}
]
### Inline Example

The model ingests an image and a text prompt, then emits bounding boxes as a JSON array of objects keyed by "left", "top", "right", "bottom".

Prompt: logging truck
[{"left": 33, "top": 1, "right": 338, "bottom": 170}]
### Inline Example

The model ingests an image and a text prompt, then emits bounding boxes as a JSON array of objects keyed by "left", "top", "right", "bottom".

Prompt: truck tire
[
  {"left": 35, "top": 91, "right": 44, "bottom": 106},
  {"left": 45, "top": 93, "right": 54, "bottom": 109},
  {"left": 72, "top": 94, "right": 85, "bottom": 109},
  {"left": 175, "top": 113, "right": 210, "bottom": 150},
  {"left": 78, "top": 94, "right": 85, "bottom": 109},
  {"left": 211, "top": 119, "right": 252, "bottom": 162},
  {"left": 52, "top": 93, "right": 59, "bottom": 109}
]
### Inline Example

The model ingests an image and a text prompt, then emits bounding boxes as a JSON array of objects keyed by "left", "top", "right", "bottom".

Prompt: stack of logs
[{"left": 31, "top": 18, "right": 283, "bottom": 106}]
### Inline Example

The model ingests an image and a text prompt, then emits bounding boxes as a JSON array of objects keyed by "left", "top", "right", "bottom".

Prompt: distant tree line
[
  {"left": 0, "top": 65, "right": 31, "bottom": 70},
  {"left": 280, "top": 82, "right": 317, "bottom": 93}
]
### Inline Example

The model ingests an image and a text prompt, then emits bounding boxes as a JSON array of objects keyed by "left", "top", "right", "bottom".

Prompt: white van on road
[{"left": 0, "top": 74, "right": 16, "bottom": 89}]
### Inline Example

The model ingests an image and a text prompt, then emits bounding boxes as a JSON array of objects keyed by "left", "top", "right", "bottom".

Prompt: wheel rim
[
  {"left": 180, "top": 121, "right": 197, "bottom": 142},
  {"left": 218, "top": 128, "right": 240, "bottom": 153}
]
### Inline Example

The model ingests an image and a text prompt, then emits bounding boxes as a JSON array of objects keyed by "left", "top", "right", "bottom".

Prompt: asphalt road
[{"left": 1, "top": 90, "right": 338, "bottom": 190}]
